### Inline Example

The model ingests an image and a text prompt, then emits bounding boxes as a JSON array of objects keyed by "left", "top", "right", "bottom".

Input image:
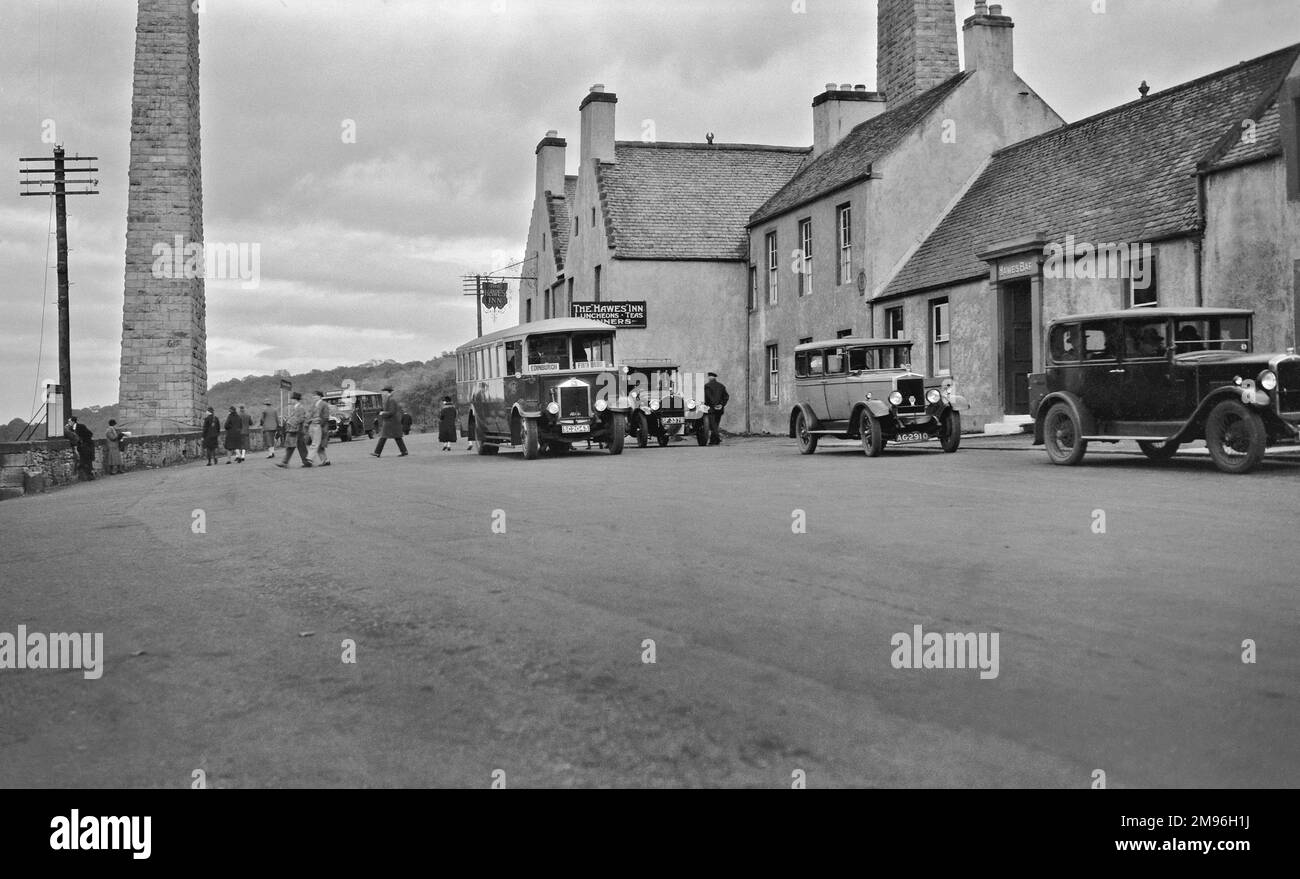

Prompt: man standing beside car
[{"left": 704, "top": 371, "right": 729, "bottom": 446}]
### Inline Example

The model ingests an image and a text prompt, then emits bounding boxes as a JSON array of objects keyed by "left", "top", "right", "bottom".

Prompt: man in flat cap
[
  {"left": 704, "top": 371, "right": 729, "bottom": 446},
  {"left": 370, "top": 385, "right": 409, "bottom": 458},
  {"left": 260, "top": 400, "right": 279, "bottom": 458}
]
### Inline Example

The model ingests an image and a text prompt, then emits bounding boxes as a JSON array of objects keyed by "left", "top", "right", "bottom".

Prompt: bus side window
[{"left": 505, "top": 341, "right": 521, "bottom": 375}]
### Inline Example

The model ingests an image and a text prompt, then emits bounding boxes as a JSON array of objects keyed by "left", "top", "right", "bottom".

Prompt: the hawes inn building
[{"left": 518, "top": 1, "right": 1300, "bottom": 435}]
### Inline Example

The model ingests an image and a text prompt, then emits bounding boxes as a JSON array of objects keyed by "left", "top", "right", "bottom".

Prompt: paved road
[{"left": 1, "top": 432, "right": 1297, "bottom": 788}]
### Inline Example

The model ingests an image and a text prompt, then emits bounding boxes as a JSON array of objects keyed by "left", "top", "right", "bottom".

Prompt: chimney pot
[
  {"left": 825, "top": 82, "right": 837, "bottom": 91},
  {"left": 840, "top": 82, "right": 852, "bottom": 91},
  {"left": 545, "top": 129, "right": 558, "bottom": 137},
  {"left": 975, "top": 0, "right": 988, "bottom": 11},
  {"left": 989, "top": 4, "right": 1002, "bottom": 14},
  {"left": 854, "top": 84, "right": 867, "bottom": 91},
  {"left": 963, "top": 1, "right": 1014, "bottom": 73},
  {"left": 590, "top": 83, "right": 604, "bottom": 93}
]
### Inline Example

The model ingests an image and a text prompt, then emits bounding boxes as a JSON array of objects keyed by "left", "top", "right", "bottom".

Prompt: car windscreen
[
  {"left": 1173, "top": 317, "right": 1252, "bottom": 353},
  {"left": 876, "top": 345, "right": 913, "bottom": 370}
]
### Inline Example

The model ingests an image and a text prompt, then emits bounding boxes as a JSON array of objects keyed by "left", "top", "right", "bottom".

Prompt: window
[
  {"left": 748, "top": 266, "right": 757, "bottom": 312},
  {"left": 837, "top": 203, "right": 852, "bottom": 286},
  {"left": 527, "top": 334, "right": 571, "bottom": 369},
  {"left": 930, "top": 299, "right": 950, "bottom": 376},
  {"left": 591, "top": 207, "right": 596, "bottom": 227},
  {"left": 795, "top": 351, "right": 809, "bottom": 377},
  {"left": 1173, "top": 316, "right": 1252, "bottom": 353},
  {"left": 766, "top": 344, "right": 779, "bottom": 402},
  {"left": 798, "top": 336, "right": 813, "bottom": 345},
  {"left": 798, "top": 218, "right": 813, "bottom": 297},
  {"left": 542, "top": 234, "right": 547, "bottom": 253},
  {"left": 825, "top": 347, "right": 847, "bottom": 374},
  {"left": 543, "top": 289, "right": 552, "bottom": 320},
  {"left": 1049, "top": 324, "right": 1081, "bottom": 363},
  {"left": 505, "top": 340, "right": 522, "bottom": 375},
  {"left": 566, "top": 278, "right": 574, "bottom": 316},
  {"left": 1125, "top": 248, "right": 1158, "bottom": 308},
  {"left": 526, "top": 299, "right": 532, "bottom": 322},
  {"left": 848, "top": 347, "right": 874, "bottom": 371},
  {"left": 573, "top": 332, "right": 614, "bottom": 367},
  {"left": 885, "top": 306, "right": 904, "bottom": 339},
  {"left": 1123, "top": 320, "right": 1169, "bottom": 360},
  {"left": 836, "top": 328, "right": 853, "bottom": 338},
  {"left": 1081, "top": 321, "right": 1116, "bottom": 361},
  {"left": 593, "top": 265, "right": 601, "bottom": 302},
  {"left": 574, "top": 217, "right": 579, "bottom": 237},
  {"left": 766, "top": 231, "right": 778, "bottom": 305}
]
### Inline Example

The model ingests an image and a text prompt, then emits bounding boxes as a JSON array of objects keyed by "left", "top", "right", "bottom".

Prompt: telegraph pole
[{"left": 20, "top": 146, "right": 99, "bottom": 419}]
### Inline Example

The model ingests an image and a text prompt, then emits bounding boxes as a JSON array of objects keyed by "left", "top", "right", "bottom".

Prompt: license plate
[
  {"left": 660, "top": 417, "right": 683, "bottom": 426},
  {"left": 560, "top": 423, "right": 587, "bottom": 434},
  {"left": 894, "top": 431, "right": 929, "bottom": 444}
]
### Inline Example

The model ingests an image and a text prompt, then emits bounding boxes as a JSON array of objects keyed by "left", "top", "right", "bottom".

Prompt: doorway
[{"left": 1002, "top": 280, "right": 1033, "bottom": 415}]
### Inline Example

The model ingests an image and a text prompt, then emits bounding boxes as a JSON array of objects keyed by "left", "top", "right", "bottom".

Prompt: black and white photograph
[{"left": 0, "top": 0, "right": 1296, "bottom": 850}]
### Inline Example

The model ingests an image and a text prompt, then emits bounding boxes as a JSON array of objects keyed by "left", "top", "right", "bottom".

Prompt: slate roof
[
  {"left": 544, "top": 176, "right": 578, "bottom": 273},
  {"left": 884, "top": 43, "right": 1300, "bottom": 297},
  {"left": 750, "top": 72, "right": 973, "bottom": 226},
  {"left": 597, "top": 142, "right": 810, "bottom": 260}
]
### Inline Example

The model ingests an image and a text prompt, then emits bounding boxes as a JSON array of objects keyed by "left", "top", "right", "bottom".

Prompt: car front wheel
[
  {"left": 939, "top": 411, "right": 962, "bottom": 453},
  {"left": 796, "top": 410, "right": 818, "bottom": 455},
  {"left": 521, "top": 417, "right": 540, "bottom": 460},
  {"left": 607, "top": 414, "right": 626, "bottom": 455},
  {"left": 1043, "top": 403, "right": 1087, "bottom": 465},
  {"left": 1137, "top": 440, "right": 1181, "bottom": 462},
  {"left": 860, "top": 409, "right": 884, "bottom": 457},
  {"left": 634, "top": 411, "right": 649, "bottom": 448},
  {"left": 1205, "top": 400, "right": 1265, "bottom": 474},
  {"left": 695, "top": 419, "right": 709, "bottom": 446}
]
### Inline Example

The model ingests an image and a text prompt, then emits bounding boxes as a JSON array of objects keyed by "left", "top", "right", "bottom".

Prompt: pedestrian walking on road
[
  {"left": 370, "top": 386, "right": 408, "bottom": 457},
  {"left": 66, "top": 416, "right": 96, "bottom": 480},
  {"left": 260, "top": 400, "right": 279, "bottom": 458},
  {"left": 104, "top": 419, "right": 124, "bottom": 475},
  {"left": 438, "top": 397, "right": 457, "bottom": 451},
  {"left": 311, "top": 390, "right": 332, "bottom": 466},
  {"left": 276, "top": 392, "right": 312, "bottom": 468},
  {"left": 238, "top": 404, "right": 253, "bottom": 461},
  {"left": 704, "top": 371, "right": 729, "bottom": 446},
  {"left": 400, "top": 411, "right": 413, "bottom": 435},
  {"left": 202, "top": 407, "right": 221, "bottom": 466},
  {"left": 223, "top": 406, "right": 244, "bottom": 464}
]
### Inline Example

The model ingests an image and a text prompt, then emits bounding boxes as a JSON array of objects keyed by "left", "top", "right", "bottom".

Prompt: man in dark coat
[
  {"left": 223, "top": 406, "right": 244, "bottom": 464},
  {"left": 66, "top": 416, "right": 95, "bottom": 479},
  {"left": 370, "top": 386, "right": 408, "bottom": 457},
  {"left": 400, "top": 411, "right": 413, "bottom": 435},
  {"left": 202, "top": 407, "right": 222, "bottom": 465},
  {"left": 703, "top": 371, "right": 729, "bottom": 446},
  {"left": 438, "top": 397, "right": 457, "bottom": 451}
]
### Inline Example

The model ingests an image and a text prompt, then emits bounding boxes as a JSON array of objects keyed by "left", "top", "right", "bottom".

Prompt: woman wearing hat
[
  {"left": 223, "top": 406, "right": 245, "bottom": 464},
  {"left": 438, "top": 396, "right": 457, "bottom": 451},
  {"left": 201, "top": 406, "right": 221, "bottom": 465}
]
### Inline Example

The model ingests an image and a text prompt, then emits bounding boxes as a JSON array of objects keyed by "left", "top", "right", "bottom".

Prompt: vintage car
[
  {"left": 455, "top": 317, "right": 630, "bottom": 458},
  {"left": 789, "top": 337, "right": 967, "bottom": 456},
  {"left": 622, "top": 360, "right": 710, "bottom": 447},
  {"left": 1029, "top": 307, "right": 1300, "bottom": 474},
  {"left": 322, "top": 387, "right": 383, "bottom": 441}
]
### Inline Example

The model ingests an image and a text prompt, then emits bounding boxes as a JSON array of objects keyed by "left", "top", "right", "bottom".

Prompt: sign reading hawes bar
[{"left": 570, "top": 300, "right": 647, "bottom": 328}]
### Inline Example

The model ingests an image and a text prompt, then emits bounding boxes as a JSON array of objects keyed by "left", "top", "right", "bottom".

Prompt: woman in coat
[
  {"left": 104, "top": 419, "right": 124, "bottom": 475},
  {"left": 202, "top": 407, "right": 222, "bottom": 465},
  {"left": 223, "top": 406, "right": 244, "bottom": 463},
  {"left": 438, "top": 397, "right": 457, "bottom": 451}
]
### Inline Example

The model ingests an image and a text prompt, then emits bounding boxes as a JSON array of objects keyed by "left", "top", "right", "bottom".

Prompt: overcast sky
[{"left": 0, "top": 0, "right": 1296, "bottom": 421}]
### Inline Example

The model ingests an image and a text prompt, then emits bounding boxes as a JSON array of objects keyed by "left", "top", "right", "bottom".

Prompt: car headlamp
[
  {"left": 649, "top": 398, "right": 661, "bottom": 411},
  {"left": 889, "top": 391, "right": 903, "bottom": 406},
  {"left": 926, "top": 389, "right": 942, "bottom": 405},
  {"left": 546, "top": 401, "right": 559, "bottom": 415},
  {"left": 1259, "top": 370, "right": 1277, "bottom": 391},
  {"left": 595, "top": 398, "right": 609, "bottom": 412},
  {"left": 686, "top": 398, "right": 697, "bottom": 410}
]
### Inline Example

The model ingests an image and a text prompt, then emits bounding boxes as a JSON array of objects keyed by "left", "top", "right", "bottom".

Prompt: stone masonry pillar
[
  {"left": 877, "top": 0, "right": 960, "bottom": 106},
  {"left": 118, "top": 0, "right": 206, "bottom": 435}
]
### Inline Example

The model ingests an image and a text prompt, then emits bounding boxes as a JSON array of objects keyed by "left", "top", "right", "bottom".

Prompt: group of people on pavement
[
  {"left": 202, "top": 404, "right": 256, "bottom": 465},
  {"left": 276, "top": 390, "right": 334, "bottom": 468}
]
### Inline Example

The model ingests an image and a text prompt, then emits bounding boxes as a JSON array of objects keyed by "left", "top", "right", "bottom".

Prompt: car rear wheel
[
  {"left": 1205, "top": 400, "right": 1265, "bottom": 474},
  {"left": 795, "top": 410, "right": 818, "bottom": 455},
  {"left": 860, "top": 409, "right": 884, "bottom": 458},
  {"left": 521, "top": 417, "right": 540, "bottom": 460},
  {"left": 1137, "top": 440, "right": 1181, "bottom": 462},
  {"left": 695, "top": 419, "right": 709, "bottom": 446},
  {"left": 634, "top": 411, "right": 649, "bottom": 448},
  {"left": 1043, "top": 403, "right": 1086, "bottom": 465},
  {"left": 607, "top": 414, "right": 626, "bottom": 455},
  {"left": 471, "top": 421, "right": 498, "bottom": 456},
  {"left": 939, "top": 411, "right": 962, "bottom": 453},
  {"left": 656, "top": 432, "right": 670, "bottom": 447}
]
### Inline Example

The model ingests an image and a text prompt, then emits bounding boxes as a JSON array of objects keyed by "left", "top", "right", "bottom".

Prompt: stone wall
[
  {"left": 118, "top": 0, "right": 207, "bottom": 435},
  {"left": 0, "top": 432, "right": 270, "bottom": 501}
]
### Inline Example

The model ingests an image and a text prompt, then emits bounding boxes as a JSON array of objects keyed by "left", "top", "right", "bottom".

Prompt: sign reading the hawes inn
[{"left": 571, "top": 300, "right": 647, "bottom": 328}]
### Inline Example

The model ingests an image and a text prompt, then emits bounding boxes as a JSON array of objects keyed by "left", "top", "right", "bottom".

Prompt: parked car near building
[
  {"left": 1029, "top": 307, "right": 1300, "bottom": 474},
  {"left": 789, "top": 337, "right": 967, "bottom": 456},
  {"left": 622, "top": 360, "right": 709, "bottom": 447},
  {"left": 455, "top": 318, "right": 630, "bottom": 458},
  {"left": 322, "top": 388, "right": 383, "bottom": 441}
]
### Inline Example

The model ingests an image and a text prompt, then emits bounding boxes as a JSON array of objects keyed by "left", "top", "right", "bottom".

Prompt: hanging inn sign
[{"left": 570, "top": 300, "right": 647, "bottom": 328}]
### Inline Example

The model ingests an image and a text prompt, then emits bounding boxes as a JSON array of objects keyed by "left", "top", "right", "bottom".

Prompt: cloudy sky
[{"left": 0, "top": 0, "right": 1295, "bottom": 422}]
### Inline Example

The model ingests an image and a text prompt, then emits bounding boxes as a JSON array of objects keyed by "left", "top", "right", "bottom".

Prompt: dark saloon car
[
  {"left": 1029, "top": 307, "right": 1300, "bottom": 473},
  {"left": 790, "top": 337, "right": 967, "bottom": 456},
  {"left": 621, "top": 360, "right": 709, "bottom": 447}
]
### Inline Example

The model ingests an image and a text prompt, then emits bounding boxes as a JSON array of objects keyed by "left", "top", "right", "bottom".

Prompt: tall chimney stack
[
  {"left": 876, "top": 0, "right": 960, "bottom": 106},
  {"left": 579, "top": 84, "right": 617, "bottom": 165},
  {"left": 812, "top": 84, "right": 887, "bottom": 157},
  {"left": 535, "top": 129, "right": 567, "bottom": 198},
  {"left": 963, "top": 1, "right": 1015, "bottom": 73}
]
